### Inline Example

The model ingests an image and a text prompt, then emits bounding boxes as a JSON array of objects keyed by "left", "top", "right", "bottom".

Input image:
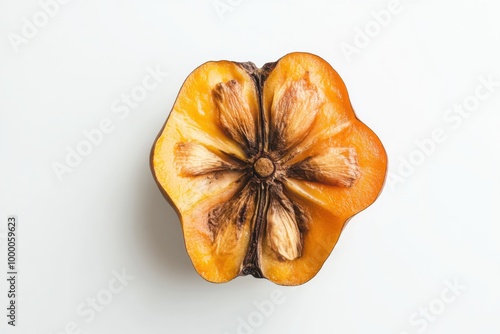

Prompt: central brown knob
[{"left": 254, "top": 157, "right": 275, "bottom": 178}]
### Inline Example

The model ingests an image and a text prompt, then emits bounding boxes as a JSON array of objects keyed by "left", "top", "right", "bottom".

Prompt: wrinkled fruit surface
[{"left": 151, "top": 52, "right": 387, "bottom": 285}]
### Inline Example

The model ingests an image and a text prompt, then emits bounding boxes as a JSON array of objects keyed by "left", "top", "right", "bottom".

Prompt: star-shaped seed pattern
[{"left": 173, "top": 71, "right": 360, "bottom": 277}]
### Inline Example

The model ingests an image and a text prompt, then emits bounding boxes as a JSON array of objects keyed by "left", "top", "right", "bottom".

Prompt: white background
[{"left": 1, "top": 1, "right": 500, "bottom": 333}]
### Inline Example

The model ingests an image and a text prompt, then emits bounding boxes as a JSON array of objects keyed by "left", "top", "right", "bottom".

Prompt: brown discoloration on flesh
[{"left": 208, "top": 184, "right": 257, "bottom": 255}]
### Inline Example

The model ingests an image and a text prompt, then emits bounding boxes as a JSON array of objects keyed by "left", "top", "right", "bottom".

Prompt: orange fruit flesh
[{"left": 151, "top": 52, "right": 387, "bottom": 285}]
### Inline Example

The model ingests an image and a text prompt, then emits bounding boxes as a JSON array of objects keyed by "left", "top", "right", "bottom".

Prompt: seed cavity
[
  {"left": 266, "top": 188, "right": 303, "bottom": 261},
  {"left": 213, "top": 80, "right": 258, "bottom": 153},
  {"left": 287, "top": 147, "right": 360, "bottom": 187},
  {"left": 174, "top": 142, "right": 242, "bottom": 176},
  {"left": 269, "top": 75, "right": 324, "bottom": 153}
]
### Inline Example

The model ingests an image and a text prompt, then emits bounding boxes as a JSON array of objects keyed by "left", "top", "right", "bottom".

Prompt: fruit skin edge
[{"left": 149, "top": 52, "right": 388, "bottom": 285}]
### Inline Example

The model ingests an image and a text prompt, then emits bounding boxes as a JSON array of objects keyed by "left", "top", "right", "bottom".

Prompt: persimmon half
[{"left": 151, "top": 52, "right": 387, "bottom": 286}]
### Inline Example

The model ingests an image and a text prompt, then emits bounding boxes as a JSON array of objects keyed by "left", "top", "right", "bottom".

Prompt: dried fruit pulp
[{"left": 151, "top": 52, "right": 387, "bottom": 285}]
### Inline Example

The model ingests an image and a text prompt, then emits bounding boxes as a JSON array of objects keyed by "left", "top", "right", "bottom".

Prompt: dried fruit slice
[{"left": 151, "top": 52, "right": 387, "bottom": 285}]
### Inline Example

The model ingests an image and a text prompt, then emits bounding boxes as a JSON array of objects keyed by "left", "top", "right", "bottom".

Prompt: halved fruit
[{"left": 151, "top": 52, "right": 387, "bottom": 285}]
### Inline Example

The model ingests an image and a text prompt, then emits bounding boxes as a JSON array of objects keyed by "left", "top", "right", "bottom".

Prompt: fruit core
[{"left": 254, "top": 157, "right": 275, "bottom": 178}]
